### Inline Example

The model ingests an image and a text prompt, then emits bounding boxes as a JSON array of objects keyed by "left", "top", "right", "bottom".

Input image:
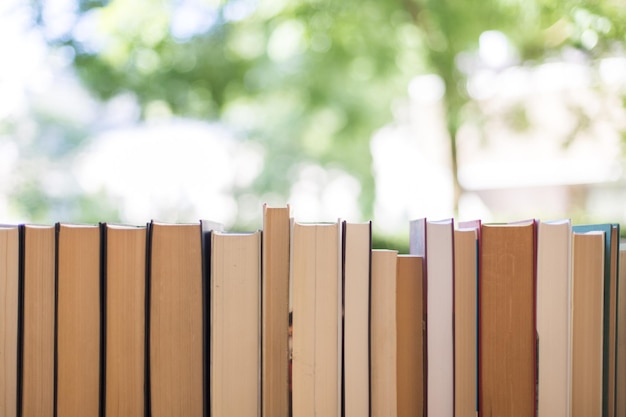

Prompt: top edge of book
[
  {"left": 263, "top": 203, "right": 290, "bottom": 211},
  {"left": 103, "top": 223, "right": 147, "bottom": 230},
  {"left": 293, "top": 220, "right": 341, "bottom": 227},
  {"left": 482, "top": 219, "right": 536, "bottom": 227},
  {"left": 540, "top": 219, "right": 572, "bottom": 225},
  {"left": 151, "top": 220, "right": 201, "bottom": 226},
  {"left": 57, "top": 222, "right": 100, "bottom": 228},
  {"left": 427, "top": 218, "right": 454, "bottom": 225},
  {"left": 212, "top": 230, "right": 261, "bottom": 236},
  {"left": 574, "top": 230, "right": 605, "bottom": 236},
  {"left": 343, "top": 220, "right": 372, "bottom": 226}
]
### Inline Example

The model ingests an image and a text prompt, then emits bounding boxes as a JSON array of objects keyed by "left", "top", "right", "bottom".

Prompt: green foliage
[{"left": 21, "top": 0, "right": 626, "bottom": 226}]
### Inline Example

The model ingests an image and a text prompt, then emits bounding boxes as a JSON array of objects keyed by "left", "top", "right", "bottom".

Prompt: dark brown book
[
  {"left": 55, "top": 223, "right": 101, "bottom": 417},
  {"left": 0, "top": 226, "right": 18, "bottom": 417},
  {"left": 396, "top": 255, "right": 424, "bottom": 417},
  {"left": 149, "top": 222, "right": 204, "bottom": 417},
  {"left": 104, "top": 224, "right": 146, "bottom": 417},
  {"left": 21, "top": 225, "right": 55, "bottom": 417},
  {"left": 479, "top": 221, "right": 536, "bottom": 417},
  {"left": 261, "top": 205, "right": 291, "bottom": 417}
]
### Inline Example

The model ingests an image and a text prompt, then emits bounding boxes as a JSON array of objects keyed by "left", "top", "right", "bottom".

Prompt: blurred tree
[{"left": 28, "top": 0, "right": 626, "bottom": 220}]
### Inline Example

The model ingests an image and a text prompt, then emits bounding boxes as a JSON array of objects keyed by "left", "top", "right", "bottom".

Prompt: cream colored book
[
  {"left": 291, "top": 221, "right": 341, "bottom": 417},
  {"left": 0, "top": 226, "right": 18, "bottom": 417},
  {"left": 211, "top": 231, "right": 261, "bottom": 417},
  {"left": 426, "top": 219, "right": 454, "bottom": 417},
  {"left": 537, "top": 220, "right": 572, "bottom": 417}
]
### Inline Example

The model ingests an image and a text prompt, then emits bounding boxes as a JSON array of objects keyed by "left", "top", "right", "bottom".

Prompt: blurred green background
[{"left": 2, "top": 0, "right": 626, "bottom": 249}]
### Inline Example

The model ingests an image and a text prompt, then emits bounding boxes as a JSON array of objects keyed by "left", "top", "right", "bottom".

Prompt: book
[
  {"left": 573, "top": 223, "right": 620, "bottom": 417},
  {"left": 261, "top": 205, "right": 291, "bottom": 417},
  {"left": 211, "top": 230, "right": 261, "bottom": 417},
  {"left": 536, "top": 220, "right": 572, "bottom": 417},
  {"left": 571, "top": 231, "right": 605, "bottom": 417},
  {"left": 396, "top": 254, "right": 424, "bottom": 417},
  {"left": 454, "top": 226, "right": 478, "bottom": 417},
  {"left": 103, "top": 224, "right": 147, "bottom": 417},
  {"left": 479, "top": 220, "right": 536, "bottom": 417},
  {"left": 370, "top": 249, "right": 398, "bottom": 417},
  {"left": 20, "top": 225, "right": 55, "bottom": 417},
  {"left": 148, "top": 222, "right": 204, "bottom": 417},
  {"left": 55, "top": 223, "right": 101, "bottom": 417},
  {"left": 291, "top": 221, "right": 341, "bottom": 417},
  {"left": 617, "top": 246, "right": 626, "bottom": 417},
  {"left": 342, "top": 222, "right": 371, "bottom": 417},
  {"left": 0, "top": 226, "right": 19, "bottom": 417},
  {"left": 410, "top": 218, "right": 454, "bottom": 417},
  {"left": 200, "top": 219, "right": 224, "bottom": 417}
]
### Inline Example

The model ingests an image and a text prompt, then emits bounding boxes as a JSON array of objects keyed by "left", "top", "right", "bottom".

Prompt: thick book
[
  {"left": 55, "top": 223, "right": 101, "bottom": 417},
  {"left": 0, "top": 226, "right": 19, "bottom": 417},
  {"left": 149, "top": 222, "right": 204, "bottom": 417},
  {"left": 370, "top": 250, "right": 398, "bottom": 417},
  {"left": 454, "top": 226, "right": 478, "bottom": 417},
  {"left": 410, "top": 218, "right": 454, "bottom": 417},
  {"left": 536, "top": 219, "right": 572, "bottom": 417},
  {"left": 20, "top": 225, "right": 55, "bottom": 417},
  {"left": 211, "top": 231, "right": 261, "bottom": 417},
  {"left": 479, "top": 221, "right": 536, "bottom": 417},
  {"left": 571, "top": 231, "right": 605, "bottom": 417},
  {"left": 396, "top": 255, "right": 424, "bottom": 417},
  {"left": 342, "top": 222, "right": 371, "bottom": 417},
  {"left": 261, "top": 205, "right": 291, "bottom": 417},
  {"left": 103, "top": 224, "right": 147, "bottom": 417},
  {"left": 291, "top": 221, "right": 341, "bottom": 417},
  {"left": 573, "top": 223, "right": 620, "bottom": 417}
]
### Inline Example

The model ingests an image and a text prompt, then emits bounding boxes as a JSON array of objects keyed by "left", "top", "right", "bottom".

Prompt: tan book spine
[
  {"left": 572, "top": 232, "right": 605, "bottom": 417},
  {"left": 262, "top": 205, "right": 290, "bottom": 417},
  {"left": 21, "top": 225, "right": 55, "bottom": 417},
  {"left": 0, "top": 226, "right": 18, "bottom": 417},
  {"left": 56, "top": 224, "right": 101, "bottom": 417},
  {"left": 104, "top": 225, "right": 146, "bottom": 417},
  {"left": 149, "top": 222, "right": 204, "bottom": 417},
  {"left": 397, "top": 255, "right": 424, "bottom": 417},
  {"left": 371, "top": 249, "right": 398, "bottom": 417}
]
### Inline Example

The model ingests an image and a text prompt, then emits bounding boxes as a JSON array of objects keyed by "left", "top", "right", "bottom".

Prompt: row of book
[{"left": 0, "top": 205, "right": 623, "bottom": 417}]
